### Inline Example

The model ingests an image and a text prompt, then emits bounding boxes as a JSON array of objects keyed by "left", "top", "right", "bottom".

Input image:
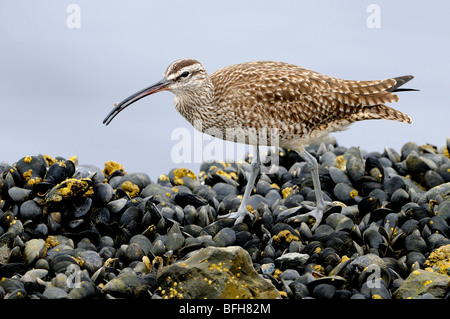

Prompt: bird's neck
[{"left": 173, "top": 81, "right": 216, "bottom": 132}]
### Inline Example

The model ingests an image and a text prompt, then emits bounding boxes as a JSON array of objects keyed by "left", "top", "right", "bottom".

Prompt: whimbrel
[{"left": 103, "top": 59, "right": 415, "bottom": 230}]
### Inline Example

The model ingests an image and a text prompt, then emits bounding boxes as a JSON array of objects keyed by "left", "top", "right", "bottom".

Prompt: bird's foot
[
  {"left": 279, "top": 201, "right": 335, "bottom": 231},
  {"left": 218, "top": 206, "right": 255, "bottom": 225}
]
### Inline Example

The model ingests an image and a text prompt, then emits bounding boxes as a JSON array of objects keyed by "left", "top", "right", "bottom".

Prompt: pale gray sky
[{"left": 1, "top": 1, "right": 448, "bottom": 179}]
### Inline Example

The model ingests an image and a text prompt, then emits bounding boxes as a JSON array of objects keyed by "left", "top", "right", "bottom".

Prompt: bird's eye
[{"left": 181, "top": 71, "right": 189, "bottom": 78}]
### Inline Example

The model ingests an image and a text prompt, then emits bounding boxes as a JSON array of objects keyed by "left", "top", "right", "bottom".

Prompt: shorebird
[{"left": 103, "top": 59, "right": 415, "bottom": 230}]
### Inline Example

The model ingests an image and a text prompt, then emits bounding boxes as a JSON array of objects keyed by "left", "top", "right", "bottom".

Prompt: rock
[
  {"left": 102, "top": 272, "right": 150, "bottom": 298},
  {"left": 156, "top": 246, "right": 281, "bottom": 299},
  {"left": 275, "top": 252, "right": 309, "bottom": 270},
  {"left": 393, "top": 269, "right": 450, "bottom": 299},
  {"left": 424, "top": 244, "right": 450, "bottom": 276}
]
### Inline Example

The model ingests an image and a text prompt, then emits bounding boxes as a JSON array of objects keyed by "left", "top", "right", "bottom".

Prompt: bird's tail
[
  {"left": 354, "top": 104, "right": 413, "bottom": 124},
  {"left": 349, "top": 75, "right": 416, "bottom": 124},
  {"left": 387, "top": 75, "right": 419, "bottom": 92}
]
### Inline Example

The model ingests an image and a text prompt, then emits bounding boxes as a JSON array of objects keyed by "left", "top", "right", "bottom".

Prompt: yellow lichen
[
  {"left": 444, "top": 147, "right": 449, "bottom": 159},
  {"left": 219, "top": 160, "right": 231, "bottom": 168},
  {"left": 173, "top": 168, "right": 197, "bottom": 186},
  {"left": 279, "top": 291, "right": 288, "bottom": 298},
  {"left": 73, "top": 256, "right": 84, "bottom": 266},
  {"left": 335, "top": 155, "right": 347, "bottom": 170},
  {"left": 372, "top": 294, "right": 382, "bottom": 299},
  {"left": 159, "top": 174, "right": 169, "bottom": 182},
  {"left": 391, "top": 227, "right": 398, "bottom": 236},
  {"left": 46, "top": 236, "right": 60, "bottom": 248},
  {"left": 350, "top": 189, "right": 359, "bottom": 198},
  {"left": 273, "top": 230, "right": 300, "bottom": 245},
  {"left": 121, "top": 181, "right": 140, "bottom": 198},
  {"left": 424, "top": 244, "right": 450, "bottom": 276},
  {"left": 22, "top": 169, "right": 33, "bottom": 181},
  {"left": 103, "top": 161, "right": 124, "bottom": 177},
  {"left": 216, "top": 169, "right": 237, "bottom": 180},
  {"left": 282, "top": 187, "right": 292, "bottom": 199},
  {"left": 313, "top": 264, "right": 325, "bottom": 273},
  {"left": 43, "top": 155, "right": 57, "bottom": 166},
  {"left": 246, "top": 205, "right": 255, "bottom": 215},
  {"left": 69, "top": 155, "right": 78, "bottom": 165},
  {"left": 273, "top": 269, "right": 282, "bottom": 279},
  {"left": 24, "top": 156, "right": 32, "bottom": 163},
  {"left": 175, "top": 168, "right": 197, "bottom": 180},
  {"left": 174, "top": 177, "right": 184, "bottom": 186},
  {"left": 46, "top": 178, "right": 93, "bottom": 202},
  {"left": 424, "top": 280, "right": 433, "bottom": 286},
  {"left": 270, "top": 183, "right": 280, "bottom": 190},
  {"left": 27, "top": 176, "right": 42, "bottom": 187}
]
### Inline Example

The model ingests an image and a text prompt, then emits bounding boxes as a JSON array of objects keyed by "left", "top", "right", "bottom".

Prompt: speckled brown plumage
[{"left": 161, "top": 59, "right": 413, "bottom": 150}]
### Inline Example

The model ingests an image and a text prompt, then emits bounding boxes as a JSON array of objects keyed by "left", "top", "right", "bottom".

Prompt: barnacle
[
  {"left": 173, "top": 168, "right": 197, "bottom": 185},
  {"left": 121, "top": 181, "right": 140, "bottom": 198},
  {"left": 45, "top": 178, "right": 93, "bottom": 202},
  {"left": 273, "top": 230, "right": 300, "bottom": 245},
  {"left": 103, "top": 161, "right": 124, "bottom": 177}
]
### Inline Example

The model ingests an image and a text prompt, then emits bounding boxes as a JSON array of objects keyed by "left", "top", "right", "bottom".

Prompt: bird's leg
[
  {"left": 283, "top": 148, "right": 333, "bottom": 230},
  {"left": 220, "top": 146, "right": 260, "bottom": 224}
]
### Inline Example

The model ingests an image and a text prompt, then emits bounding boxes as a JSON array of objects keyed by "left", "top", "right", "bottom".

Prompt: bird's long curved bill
[{"left": 103, "top": 78, "right": 170, "bottom": 125}]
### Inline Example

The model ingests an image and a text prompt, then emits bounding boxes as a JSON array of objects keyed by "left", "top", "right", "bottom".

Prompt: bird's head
[{"left": 103, "top": 59, "right": 208, "bottom": 125}]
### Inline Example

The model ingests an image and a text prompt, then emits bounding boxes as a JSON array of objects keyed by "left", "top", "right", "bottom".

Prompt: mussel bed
[{"left": 0, "top": 136, "right": 450, "bottom": 299}]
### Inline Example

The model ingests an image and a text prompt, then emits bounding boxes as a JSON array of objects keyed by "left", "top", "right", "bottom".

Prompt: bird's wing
[{"left": 210, "top": 61, "right": 411, "bottom": 129}]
